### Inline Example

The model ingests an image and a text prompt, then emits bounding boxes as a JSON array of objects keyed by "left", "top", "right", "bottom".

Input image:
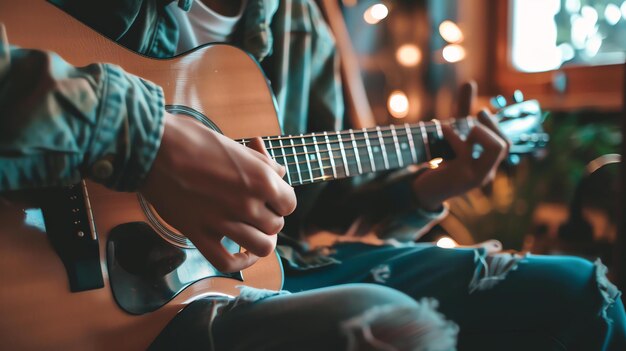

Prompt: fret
[
  {"left": 433, "top": 119, "right": 443, "bottom": 139},
  {"left": 311, "top": 133, "right": 327, "bottom": 180},
  {"left": 264, "top": 137, "right": 277, "bottom": 162},
  {"left": 277, "top": 137, "right": 292, "bottom": 184},
  {"left": 375, "top": 126, "right": 390, "bottom": 170},
  {"left": 300, "top": 134, "right": 314, "bottom": 182},
  {"left": 404, "top": 123, "right": 418, "bottom": 163},
  {"left": 363, "top": 128, "right": 376, "bottom": 172},
  {"left": 419, "top": 121, "right": 432, "bottom": 161},
  {"left": 394, "top": 125, "right": 414, "bottom": 166},
  {"left": 288, "top": 137, "right": 304, "bottom": 185},
  {"left": 390, "top": 125, "right": 404, "bottom": 168},
  {"left": 349, "top": 129, "right": 363, "bottom": 174},
  {"left": 323, "top": 131, "right": 338, "bottom": 179},
  {"left": 336, "top": 132, "right": 350, "bottom": 177}
]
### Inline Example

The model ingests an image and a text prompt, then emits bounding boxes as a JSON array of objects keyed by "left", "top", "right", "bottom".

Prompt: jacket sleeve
[
  {"left": 48, "top": 0, "right": 189, "bottom": 57},
  {"left": 0, "top": 25, "right": 165, "bottom": 192}
]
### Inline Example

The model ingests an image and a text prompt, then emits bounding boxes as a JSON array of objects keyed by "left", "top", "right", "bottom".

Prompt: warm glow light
[
  {"left": 439, "top": 20, "right": 464, "bottom": 43},
  {"left": 581, "top": 5, "right": 598, "bottom": 25},
  {"left": 558, "top": 43, "right": 575, "bottom": 62},
  {"left": 511, "top": 0, "right": 562, "bottom": 72},
  {"left": 428, "top": 157, "right": 443, "bottom": 169},
  {"left": 364, "top": 3, "right": 389, "bottom": 24},
  {"left": 442, "top": 44, "right": 466, "bottom": 62},
  {"left": 396, "top": 44, "right": 422, "bottom": 67},
  {"left": 565, "top": 0, "right": 581, "bottom": 13},
  {"left": 387, "top": 91, "right": 409, "bottom": 118},
  {"left": 605, "top": 3, "right": 621, "bottom": 25},
  {"left": 436, "top": 237, "right": 457, "bottom": 248},
  {"left": 584, "top": 33, "right": 602, "bottom": 57}
]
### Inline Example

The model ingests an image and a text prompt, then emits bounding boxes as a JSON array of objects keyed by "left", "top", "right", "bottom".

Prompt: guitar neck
[{"left": 239, "top": 118, "right": 474, "bottom": 187}]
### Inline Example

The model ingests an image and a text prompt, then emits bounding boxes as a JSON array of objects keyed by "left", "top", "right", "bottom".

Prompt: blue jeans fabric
[
  {"left": 284, "top": 242, "right": 626, "bottom": 350},
  {"left": 149, "top": 283, "right": 457, "bottom": 350}
]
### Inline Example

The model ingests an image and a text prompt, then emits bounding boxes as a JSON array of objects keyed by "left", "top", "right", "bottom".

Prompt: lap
[
  {"left": 284, "top": 242, "right": 624, "bottom": 350},
  {"left": 149, "top": 283, "right": 458, "bottom": 351}
]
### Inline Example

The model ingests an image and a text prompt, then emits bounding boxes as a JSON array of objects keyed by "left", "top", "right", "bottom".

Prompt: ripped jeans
[
  {"left": 285, "top": 243, "right": 626, "bottom": 350},
  {"left": 149, "top": 243, "right": 625, "bottom": 350},
  {"left": 149, "top": 283, "right": 458, "bottom": 350}
]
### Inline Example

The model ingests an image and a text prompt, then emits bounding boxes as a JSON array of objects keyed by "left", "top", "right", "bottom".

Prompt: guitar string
[
  {"left": 236, "top": 120, "right": 471, "bottom": 184},
  {"left": 236, "top": 122, "right": 468, "bottom": 162},
  {"left": 265, "top": 131, "right": 526, "bottom": 165},
  {"left": 278, "top": 131, "right": 531, "bottom": 185},
  {"left": 279, "top": 143, "right": 430, "bottom": 181},
  {"left": 238, "top": 121, "right": 470, "bottom": 151},
  {"left": 237, "top": 123, "right": 469, "bottom": 157},
  {"left": 274, "top": 145, "right": 423, "bottom": 168},
  {"left": 236, "top": 124, "right": 463, "bottom": 176},
  {"left": 237, "top": 118, "right": 471, "bottom": 145}
]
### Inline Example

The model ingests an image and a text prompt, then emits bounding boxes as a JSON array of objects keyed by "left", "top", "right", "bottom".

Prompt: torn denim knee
[
  {"left": 224, "top": 286, "right": 291, "bottom": 311},
  {"left": 469, "top": 250, "right": 525, "bottom": 293},
  {"left": 341, "top": 298, "right": 458, "bottom": 351},
  {"left": 593, "top": 259, "right": 621, "bottom": 323},
  {"left": 206, "top": 287, "right": 291, "bottom": 349}
]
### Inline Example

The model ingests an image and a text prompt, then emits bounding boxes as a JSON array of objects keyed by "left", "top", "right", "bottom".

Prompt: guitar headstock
[{"left": 491, "top": 90, "right": 549, "bottom": 163}]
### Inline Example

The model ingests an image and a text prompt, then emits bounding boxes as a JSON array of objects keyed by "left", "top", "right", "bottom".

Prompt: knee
[
  {"left": 339, "top": 284, "right": 459, "bottom": 351},
  {"left": 337, "top": 283, "right": 417, "bottom": 308},
  {"left": 521, "top": 256, "right": 621, "bottom": 322}
]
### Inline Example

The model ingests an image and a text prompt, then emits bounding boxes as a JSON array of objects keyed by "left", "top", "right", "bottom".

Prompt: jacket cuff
[{"left": 85, "top": 64, "right": 165, "bottom": 192}]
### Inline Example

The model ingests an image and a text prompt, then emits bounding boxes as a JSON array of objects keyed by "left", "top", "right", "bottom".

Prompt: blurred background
[{"left": 320, "top": 0, "right": 624, "bottom": 290}]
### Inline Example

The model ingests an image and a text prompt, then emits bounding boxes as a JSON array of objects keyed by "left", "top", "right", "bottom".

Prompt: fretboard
[{"left": 239, "top": 118, "right": 474, "bottom": 187}]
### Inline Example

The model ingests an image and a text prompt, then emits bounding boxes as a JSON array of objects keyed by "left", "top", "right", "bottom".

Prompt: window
[
  {"left": 494, "top": 0, "right": 624, "bottom": 111},
  {"left": 511, "top": 0, "right": 626, "bottom": 72}
]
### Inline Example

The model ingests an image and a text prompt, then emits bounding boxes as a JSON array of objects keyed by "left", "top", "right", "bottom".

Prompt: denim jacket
[{"left": 0, "top": 0, "right": 445, "bottom": 269}]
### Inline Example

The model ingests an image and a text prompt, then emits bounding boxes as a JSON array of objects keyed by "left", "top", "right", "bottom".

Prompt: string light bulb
[
  {"left": 442, "top": 44, "right": 466, "bottom": 63},
  {"left": 396, "top": 44, "right": 422, "bottom": 67},
  {"left": 387, "top": 90, "right": 409, "bottom": 118},
  {"left": 364, "top": 3, "right": 389, "bottom": 24},
  {"left": 439, "top": 20, "right": 464, "bottom": 43}
]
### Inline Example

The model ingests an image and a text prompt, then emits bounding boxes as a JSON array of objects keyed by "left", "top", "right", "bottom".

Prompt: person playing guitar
[{"left": 0, "top": 0, "right": 624, "bottom": 350}]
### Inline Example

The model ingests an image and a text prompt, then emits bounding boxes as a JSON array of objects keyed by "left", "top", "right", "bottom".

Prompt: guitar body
[{"left": 0, "top": 1, "right": 282, "bottom": 350}]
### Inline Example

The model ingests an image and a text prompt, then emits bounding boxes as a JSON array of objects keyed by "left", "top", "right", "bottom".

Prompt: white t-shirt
[{"left": 169, "top": 0, "right": 247, "bottom": 54}]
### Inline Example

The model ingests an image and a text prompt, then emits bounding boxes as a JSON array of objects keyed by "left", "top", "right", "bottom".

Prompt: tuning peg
[
  {"left": 490, "top": 95, "right": 507, "bottom": 109},
  {"left": 513, "top": 90, "right": 524, "bottom": 103}
]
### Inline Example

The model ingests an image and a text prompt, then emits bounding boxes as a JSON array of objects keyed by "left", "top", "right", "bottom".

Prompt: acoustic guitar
[{"left": 0, "top": 1, "right": 548, "bottom": 349}]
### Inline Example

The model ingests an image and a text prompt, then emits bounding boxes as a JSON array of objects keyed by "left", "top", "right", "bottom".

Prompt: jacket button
[{"left": 91, "top": 159, "right": 114, "bottom": 181}]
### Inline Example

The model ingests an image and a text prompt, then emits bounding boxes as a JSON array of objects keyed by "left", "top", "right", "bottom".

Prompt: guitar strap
[{"left": 41, "top": 182, "right": 104, "bottom": 292}]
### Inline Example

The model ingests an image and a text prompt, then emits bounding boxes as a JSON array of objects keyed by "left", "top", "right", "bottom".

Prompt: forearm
[{"left": 0, "top": 26, "right": 164, "bottom": 192}]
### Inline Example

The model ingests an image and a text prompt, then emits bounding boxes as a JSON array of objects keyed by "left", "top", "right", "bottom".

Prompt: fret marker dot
[
  {"left": 309, "top": 154, "right": 316, "bottom": 161},
  {"left": 373, "top": 146, "right": 380, "bottom": 152},
  {"left": 401, "top": 143, "right": 408, "bottom": 149}
]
